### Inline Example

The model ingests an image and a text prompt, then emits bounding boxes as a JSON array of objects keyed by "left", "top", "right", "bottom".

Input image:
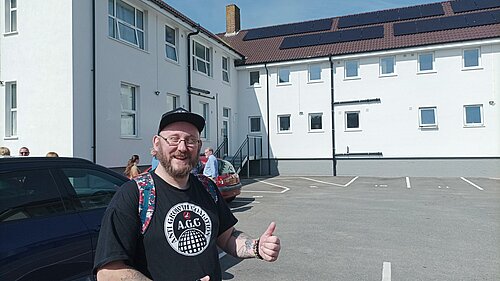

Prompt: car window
[
  {"left": 218, "top": 160, "right": 236, "bottom": 175},
  {"left": 0, "top": 170, "right": 65, "bottom": 222},
  {"left": 62, "top": 168, "right": 123, "bottom": 210}
]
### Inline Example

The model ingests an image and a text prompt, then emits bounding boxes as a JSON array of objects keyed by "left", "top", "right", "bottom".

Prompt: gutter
[
  {"left": 92, "top": 0, "right": 96, "bottom": 163},
  {"left": 265, "top": 63, "right": 270, "bottom": 175},
  {"left": 187, "top": 25, "right": 200, "bottom": 111},
  {"left": 329, "top": 55, "right": 336, "bottom": 176}
]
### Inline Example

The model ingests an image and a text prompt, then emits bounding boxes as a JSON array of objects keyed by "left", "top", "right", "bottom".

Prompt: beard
[{"left": 156, "top": 144, "right": 200, "bottom": 179}]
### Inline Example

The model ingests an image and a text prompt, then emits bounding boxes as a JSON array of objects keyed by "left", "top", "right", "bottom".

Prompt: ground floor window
[
  {"left": 309, "top": 113, "right": 323, "bottom": 131},
  {"left": 120, "top": 83, "right": 138, "bottom": 137},
  {"left": 464, "top": 104, "right": 483, "bottom": 127},
  {"left": 5, "top": 82, "right": 17, "bottom": 137},
  {"left": 418, "top": 107, "right": 437, "bottom": 128},
  {"left": 278, "top": 115, "right": 291, "bottom": 133},
  {"left": 345, "top": 111, "right": 360, "bottom": 131},
  {"left": 200, "top": 102, "right": 209, "bottom": 138},
  {"left": 249, "top": 116, "right": 261, "bottom": 133}
]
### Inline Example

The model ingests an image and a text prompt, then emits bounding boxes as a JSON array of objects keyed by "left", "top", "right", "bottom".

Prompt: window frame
[
  {"left": 345, "top": 111, "right": 361, "bottom": 131},
  {"left": 108, "top": 0, "right": 145, "bottom": 50},
  {"left": 249, "top": 71, "right": 260, "bottom": 87},
  {"left": 463, "top": 104, "right": 483, "bottom": 127},
  {"left": 344, "top": 60, "right": 360, "bottom": 79},
  {"left": 222, "top": 56, "right": 230, "bottom": 83},
  {"left": 277, "top": 67, "right": 291, "bottom": 85},
  {"left": 462, "top": 48, "right": 481, "bottom": 70},
  {"left": 380, "top": 56, "right": 396, "bottom": 76},
  {"left": 308, "top": 64, "right": 322, "bottom": 82},
  {"left": 165, "top": 25, "right": 178, "bottom": 62},
  {"left": 200, "top": 102, "right": 209, "bottom": 139},
  {"left": 165, "top": 93, "right": 179, "bottom": 111},
  {"left": 120, "top": 83, "right": 138, "bottom": 138},
  {"left": 192, "top": 41, "right": 212, "bottom": 77},
  {"left": 417, "top": 52, "right": 435, "bottom": 73},
  {"left": 5, "top": 0, "right": 17, "bottom": 33},
  {"left": 308, "top": 113, "right": 323, "bottom": 132},
  {"left": 5, "top": 82, "right": 17, "bottom": 138},
  {"left": 249, "top": 116, "right": 261, "bottom": 133},
  {"left": 418, "top": 107, "right": 438, "bottom": 128},
  {"left": 277, "top": 114, "right": 292, "bottom": 133}
]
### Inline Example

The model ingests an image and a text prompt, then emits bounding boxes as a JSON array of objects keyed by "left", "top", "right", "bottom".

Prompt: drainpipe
[
  {"left": 187, "top": 25, "right": 200, "bottom": 112},
  {"left": 265, "top": 63, "right": 270, "bottom": 175},
  {"left": 329, "top": 55, "right": 337, "bottom": 176},
  {"left": 92, "top": 0, "right": 97, "bottom": 163}
]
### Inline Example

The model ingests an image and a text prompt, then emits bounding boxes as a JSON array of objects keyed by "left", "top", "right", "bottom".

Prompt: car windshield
[{"left": 218, "top": 159, "right": 235, "bottom": 174}]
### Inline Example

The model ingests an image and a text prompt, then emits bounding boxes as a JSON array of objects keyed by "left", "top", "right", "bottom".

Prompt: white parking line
[
  {"left": 461, "top": 177, "right": 484, "bottom": 191},
  {"left": 300, "top": 176, "right": 359, "bottom": 187},
  {"left": 406, "top": 177, "right": 411, "bottom": 188},
  {"left": 242, "top": 179, "right": 290, "bottom": 193},
  {"left": 382, "top": 262, "right": 391, "bottom": 281}
]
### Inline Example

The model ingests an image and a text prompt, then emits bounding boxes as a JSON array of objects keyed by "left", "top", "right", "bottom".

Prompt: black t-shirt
[{"left": 93, "top": 173, "right": 238, "bottom": 281}]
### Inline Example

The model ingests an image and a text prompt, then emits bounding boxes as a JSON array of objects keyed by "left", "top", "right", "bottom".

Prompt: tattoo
[
  {"left": 119, "top": 269, "right": 152, "bottom": 281},
  {"left": 231, "top": 229, "right": 254, "bottom": 258}
]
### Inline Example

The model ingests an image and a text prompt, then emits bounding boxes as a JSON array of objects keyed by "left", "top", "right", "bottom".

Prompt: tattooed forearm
[{"left": 230, "top": 229, "right": 256, "bottom": 258}]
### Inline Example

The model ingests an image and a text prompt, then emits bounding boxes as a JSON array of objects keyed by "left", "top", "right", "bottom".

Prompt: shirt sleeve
[{"left": 93, "top": 181, "right": 141, "bottom": 274}]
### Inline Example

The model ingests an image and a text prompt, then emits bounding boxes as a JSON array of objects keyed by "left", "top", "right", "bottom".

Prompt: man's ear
[{"left": 152, "top": 135, "right": 160, "bottom": 150}]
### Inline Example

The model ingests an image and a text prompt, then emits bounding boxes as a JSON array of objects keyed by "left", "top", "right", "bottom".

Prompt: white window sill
[
  {"left": 379, "top": 73, "right": 397, "bottom": 78},
  {"left": 3, "top": 31, "right": 18, "bottom": 37},
  {"left": 463, "top": 124, "right": 484, "bottom": 128},
  {"left": 164, "top": 57, "right": 180, "bottom": 65},
  {"left": 108, "top": 36, "right": 148, "bottom": 53},
  {"left": 417, "top": 70, "right": 436, "bottom": 75},
  {"left": 193, "top": 70, "right": 214, "bottom": 80},
  {"left": 345, "top": 129, "right": 362, "bottom": 132},
  {"left": 344, "top": 77, "right": 361, "bottom": 81},
  {"left": 277, "top": 82, "right": 292, "bottom": 86},
  {"left": 308, "top": 130, "right": 325, "bottom": 133},
  {"left": 248, "top": 84, "right": 261, "bottom": 89},
  {"left": 307, "top": 80, "right": 323, "bottom": 84},
  {"left": 461, "top": 66, "right": 483, "bottom": 71},
  {"left": 419, "top": 126, "right": 438, "bottom": 130},
  {"left": 222, "top": 80, "right": 230, "bottom": 86},
  {"left": 3, "top": 136, "right": 18, "bottom": 140},
  {"left": 277, "top": 131, "right": 293, "bottom": 134},
  {"left": 121, "top": 136, "right": 142, "bottom": 140}
]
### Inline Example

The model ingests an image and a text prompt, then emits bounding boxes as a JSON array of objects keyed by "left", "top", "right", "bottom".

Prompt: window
[
  {"left": 120, "top": 83, "right": 138, "bottom": 137},
  {"left": 223, "top": 108, "right": 230, "bottom": 118},
  {"left": 62, "top": 168, "right": 122, "bottom": 210},
  {"left": 419, "top": 107, "right": 437, "bottom": 127},
  {"left": 165, "top": 25, "right": 177, "bottom": 62},
  {"left": 166, "top": 94, "right": 179, "bottom": 111},
  {"left": 5, "top": 0, "right": 17, "bottom": 33},
  {"left": 249, "top": 117, "right": 261, "bottom": 133},
  {"left": 418, "top": 53, "right": 434, "bottom": 72},
  {"left": 345, "top": 60, "right": 359, "bottom": 78},
  {"left": 309, "top": 113, "right": 323, "bottom": 131},
  {"left": 5, "top": 82, "right": 17, "bottom": 137},
  {"left": 278, "top": 67, "right": 290, "bottom": 84},
  {"left": 108, "top": 0, "right": 145, "bottom": 49},
  {"left": 222, "top": 56, "right": 230, "bottom": 83},
  {"left": 200, "top": 103, "right": 209, "bottom": 138},
  {"left": 308, "top": 64, "right": 322, "bottom": 81},
  {"left": 345, "top": 111, "right": 360, "bottom": 130},
  {"left": 380, "top": 56, "right": 395, "bottom": 75},
  {"left": 193, "top": 41, "right": 211, "bottom": 76},
  {"left": 464, "top": 105, "right": 483, "bottom": 127},
  {"left": 278, "top": 115, "right": 291, "bottom": 132},
  {"left": 250, "top": 71, "right": 260, "bottom": 86},
  {"left": 463, "top": 48, "right": 480, "bottom": 69}
]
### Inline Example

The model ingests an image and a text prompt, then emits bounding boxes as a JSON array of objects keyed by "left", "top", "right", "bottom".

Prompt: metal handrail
[{"left": 214, "top": 136, "right": 227, "bottom": 158}]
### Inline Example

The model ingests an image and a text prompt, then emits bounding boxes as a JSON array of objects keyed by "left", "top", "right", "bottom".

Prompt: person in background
[
  {"left": 124, "top": 154, "right": 141, "bottom": 179},
  {"left": 203, "top": 147, "right": 218, "bottom": 179},
  {"left": 150, "top": 148, "right": 159, "bottom": 171},
  {"left": 46, "top": 151, "right": 59, "bottom": 157},
  {"left": 19, "top": 147, "right": 30, "bottom": 156},
  {"left": 0, "top": 147, "right": 10, "bottom": 156}
]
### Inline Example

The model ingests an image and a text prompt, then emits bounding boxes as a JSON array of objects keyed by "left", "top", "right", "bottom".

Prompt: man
[
  {"left": 19, "top": 147, "right": 29, "bottom": 156},
  {"left": 94, "top": 108, "right": 280, "bottom": 281},
  {"left": 203, "top": 147, "right": 219, "bottom": 179}
]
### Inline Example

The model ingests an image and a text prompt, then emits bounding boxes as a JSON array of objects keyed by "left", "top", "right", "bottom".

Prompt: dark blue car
[{"left": 0, "top": 157, "right": 128, "bottom": 281}]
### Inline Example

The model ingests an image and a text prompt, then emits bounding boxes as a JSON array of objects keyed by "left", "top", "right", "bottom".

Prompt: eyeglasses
[
  {"left": 20, "top": 151, "right": 29, "bottom": 155},
  {"left": 158, "top": 135, "right": 200, "bottom": 148}
]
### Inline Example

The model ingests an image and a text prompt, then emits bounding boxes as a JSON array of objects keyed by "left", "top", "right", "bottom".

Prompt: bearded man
[{"left": 94, "top": 108, "right": 281, "bottom": 281}]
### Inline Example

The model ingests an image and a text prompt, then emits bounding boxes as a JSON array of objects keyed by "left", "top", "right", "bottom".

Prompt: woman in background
[{"left": 124, "top": 154, "right": 141, "bottom": 179}]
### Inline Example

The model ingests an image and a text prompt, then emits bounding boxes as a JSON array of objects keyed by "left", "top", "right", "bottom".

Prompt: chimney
[{"left": 226, "top": 4, "right": 240, "bottom": 35}]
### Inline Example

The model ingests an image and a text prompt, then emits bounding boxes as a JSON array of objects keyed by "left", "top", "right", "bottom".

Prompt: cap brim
[{"left": 158, "top": 112, "right": 205, "bottom": 134}]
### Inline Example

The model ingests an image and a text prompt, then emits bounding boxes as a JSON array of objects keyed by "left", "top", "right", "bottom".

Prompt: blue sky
[{"left": 164, "top": 0, "right": 442, "bottom": 33}]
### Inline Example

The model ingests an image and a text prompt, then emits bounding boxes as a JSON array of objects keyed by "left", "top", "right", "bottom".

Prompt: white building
[{"left": 1, "top": 0, "right": 499, "bottom": 176}]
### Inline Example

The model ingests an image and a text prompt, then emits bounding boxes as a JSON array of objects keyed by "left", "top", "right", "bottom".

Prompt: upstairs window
[
  {"left": 464, "top": 105, "right": 483, "bottom": 127},
  {"left": 418, "top": 53, "right": 434, "bottom": 72},
  {"left": 250, "top": 71, "right": 260, "bottom": 86},
  {"left": 193, "top": 41, "right": 211, "bottom": 76},
  {"left": 345, "top": 60, "right": 359, "bottom": 78},
  {"left": 309, "top": 113, "right": 323, "bottom": 131},
  {"left": 5, "top": 82, "right": 17, "bottom": 137},
  {"left": 308, "top": 64, "right": 322, "bottom": 81},
  {"left": 419, "top": 107, "right": 437, "bottom": 128},
  {"left": 120, "top": 83, "right": 138, "bottom": 137},
  {"left": 380, "top": 56, "right": 395, "bottom": 75},
  {"left": 166, "top": 94, "right": 179, "bottom": 111},
  {"left": 278, "top": 67, "right": 290, "bottom": 84},
  {"left": 6, "top": 0, "right": 17, "bottom": 33},
  {"left": 108, "top": 0, "right": 145, "bottom": 49},
  {"left": 200, "top": 103, "right": 209, "bottom": 138},
  {"left": 165, "top": 25, "right": 178, "bottom": 62},
  {"left": 278, "top": 115, "right": 291, "bottom": 133},
  {"left": 463, "top": 48, "right": 480, "bottom": 69},
  {"left": 222, "top": 56, "right": 230, "bottom": 83},
  {"left": 249, "top": 117, "right": 261, "bottom": 133},
  {"left": 345, "top": 111, "right": 360, "bottom": 130}
]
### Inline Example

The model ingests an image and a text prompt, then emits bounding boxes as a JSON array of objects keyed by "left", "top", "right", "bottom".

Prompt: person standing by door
[{"left": 203, "top": 147, "right": 218, "bottom": 180}]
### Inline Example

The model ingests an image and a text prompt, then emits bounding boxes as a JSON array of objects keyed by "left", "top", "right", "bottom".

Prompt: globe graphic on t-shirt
[{"left": 177, "top": 228, "right": 208, "bottom": 254}]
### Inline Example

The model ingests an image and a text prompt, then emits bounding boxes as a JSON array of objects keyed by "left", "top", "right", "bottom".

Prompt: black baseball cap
[{"left": 157, "top": 108, "right": 205, "bottom": 134}]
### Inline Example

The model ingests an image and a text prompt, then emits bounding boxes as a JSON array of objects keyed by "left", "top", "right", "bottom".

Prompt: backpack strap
[
  {"left": 133, "top": 173, "right": 156, "bottom": 235},
  {"left": 196, "top": 174, "right": 218, "bottom": 203}
]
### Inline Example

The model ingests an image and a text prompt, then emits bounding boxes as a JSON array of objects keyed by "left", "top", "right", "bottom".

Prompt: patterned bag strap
[
  {"left": 133, "top": 173, "right": 156, "bottom": 235},
  {"left": 196, "top": 174, "right": 218, "bottom": 203}
]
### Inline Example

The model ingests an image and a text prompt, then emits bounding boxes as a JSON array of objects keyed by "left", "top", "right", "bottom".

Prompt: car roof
[{"left": 0, "top": 157, "right": 117, "bottom": 174}]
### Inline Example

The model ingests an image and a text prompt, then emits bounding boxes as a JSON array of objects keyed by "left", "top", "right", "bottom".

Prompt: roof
[
  {"left": 217, "top": 0, "right": 500, "bottom": 65},
  {"left": 147, "top": 0, "right": 244, "bottom": 58}
]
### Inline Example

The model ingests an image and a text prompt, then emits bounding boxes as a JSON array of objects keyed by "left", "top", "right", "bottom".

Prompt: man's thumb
[{"left": 263, "top": 222, "right": 276, "bottom": 237}]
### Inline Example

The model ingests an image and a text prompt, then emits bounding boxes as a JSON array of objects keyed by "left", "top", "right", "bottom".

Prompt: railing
[
  {"left": 230, "top": 135, "right": 262, "bottom": 176},
  {"left": 214, "top": 137, "right": 228, "bottom": 159}
]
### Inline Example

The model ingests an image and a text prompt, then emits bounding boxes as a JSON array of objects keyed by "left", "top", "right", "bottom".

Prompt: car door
[{"left": 0, "top": 168, "right": 93, "bottom": 281}]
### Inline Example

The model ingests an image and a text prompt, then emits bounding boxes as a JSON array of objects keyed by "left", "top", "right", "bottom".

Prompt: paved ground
[{"left": 219, "top": 176, "right": 500, "bottom": 281}]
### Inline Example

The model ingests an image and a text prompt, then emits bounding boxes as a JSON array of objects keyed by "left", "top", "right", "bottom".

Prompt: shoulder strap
[
  {"left": 196, "top": 174, "right": 218, "bottom": 203},
  {"left": 133, "top": 173, "right": 156, "bottom": 235}
]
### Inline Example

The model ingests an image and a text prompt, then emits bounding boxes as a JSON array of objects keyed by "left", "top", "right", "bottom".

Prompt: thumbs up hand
[{"left": 257, "top": 222, "right": 281, "bottom": 262}]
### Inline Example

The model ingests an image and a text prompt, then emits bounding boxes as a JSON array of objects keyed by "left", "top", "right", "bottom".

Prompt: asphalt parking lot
[{"left": 219, "top": 176, "right": 500, "bottom": 281}]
